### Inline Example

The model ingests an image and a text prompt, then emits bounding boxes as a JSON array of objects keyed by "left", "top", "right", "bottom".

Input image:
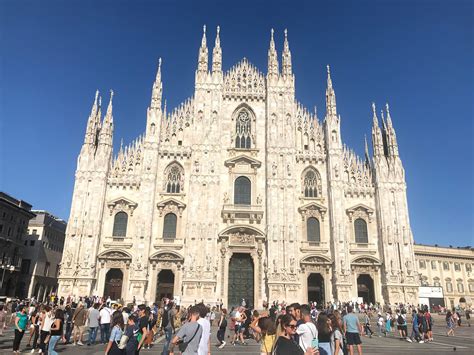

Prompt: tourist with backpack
[
  {"left": 162, "top": 301, "right": 175, "bottom": 355},
  {"left": 171, "top": 306, "right": 203, "bottom": 355},
  {"left": 124, "top": 314, "right": 139, "bottom": 355},
  {"left": 396, "top": 310, "right": 408, "bottom": 340}
]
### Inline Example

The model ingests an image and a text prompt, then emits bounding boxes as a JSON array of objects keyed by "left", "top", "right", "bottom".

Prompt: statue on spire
[
  {"left": 282, "top": 28, "right": 292, "bottom": 77},
  {"left": 151, "top": 58, "right": 163, "bottom": 110},
  {"left": 212, "top": 25, "right": 222, "bottom": 74},
  {"left": 197, "top": 25, "right": 208, "bottom": 73},
  {"left": 325, "top": 65, "right": 337, "bottom": 119},
  {"left": 267, "top": 28, "right": 279, "bottom": 79}
]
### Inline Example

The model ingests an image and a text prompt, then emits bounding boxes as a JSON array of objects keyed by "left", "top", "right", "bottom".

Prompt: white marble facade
[{"left": 58, "top": 27, "right": 420, "bottom": 307}]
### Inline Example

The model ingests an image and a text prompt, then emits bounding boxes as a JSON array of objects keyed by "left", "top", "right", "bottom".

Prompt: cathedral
[{"left": 58, "top": 26, "right": 421, "bottom": 307}]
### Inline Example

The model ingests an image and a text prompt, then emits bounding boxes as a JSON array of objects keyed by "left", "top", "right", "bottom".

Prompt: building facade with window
[
  {"left": 21, "top": 211, "right": 67, "bottom": 302},
  {"left": 415, "top": 244, "right": 474, "bottom": 309},
  {"left": 0, "top": 192, "right": 36, "bottom": 298},
  {"left": 58, "top": 27, "right": 421, "bottom": 306}
]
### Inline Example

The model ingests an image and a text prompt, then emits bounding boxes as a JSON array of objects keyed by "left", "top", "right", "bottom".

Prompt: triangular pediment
[
  {"left": 107, "top": 197, "right": 138, "bottom": 208},
  {"left": 298, "top": 201, "right": 327, "bottom": 213},
  {"left": 156, "top": 197, "right": 186, "bottom": 209},
  {"left": 224, "top": 154, "right": 262, "bottom": 168},
  {"left": 346, "top": 203, "right": 374, "bottom": 214}
]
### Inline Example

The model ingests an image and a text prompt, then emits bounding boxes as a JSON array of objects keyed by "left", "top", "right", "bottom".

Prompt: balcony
[
  {"left": 349, "top": 242, "right": 377, "bottom": 255},
  {"left": 221, "top": 204, "right": 263, "bottom": 224}
]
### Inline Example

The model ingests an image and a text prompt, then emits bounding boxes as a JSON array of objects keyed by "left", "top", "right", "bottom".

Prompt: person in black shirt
[
  {"left": 137, "top": 305, "right": 149, "bottom": 353},
  {"left": 273, "top": 314, "right": 317, "bottom": 355}
]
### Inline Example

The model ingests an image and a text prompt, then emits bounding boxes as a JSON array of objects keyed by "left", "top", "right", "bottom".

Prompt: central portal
[{"left": 228, "top": 253, "right": 254, "bottom": 309}]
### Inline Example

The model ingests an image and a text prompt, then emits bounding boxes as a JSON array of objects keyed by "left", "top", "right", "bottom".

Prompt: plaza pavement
[{"left": 0, "top": 314, "right": 472, "bottom": 354}]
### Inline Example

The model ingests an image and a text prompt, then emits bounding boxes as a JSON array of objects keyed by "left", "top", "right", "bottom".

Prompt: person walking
[
  {"left": 12, "top": 305, "right": 28, "bottom": 354},
  {"left": 105, "top": 311, "right": 125, "bottom": 355},
  {"left": 342, "top": 306, "right": 363, "bottom": 355},
  {"left": 64, "top": 304, "right": 73, "bottom": 344},
  {"left": 48, "top": 308, "right": 65, "bottom": 355},
  {"left": 72, "top": 302, "right": 87, "bottom": 346},
  {"left": 124, "top": 314, "right": 139, "bottom": 355},
  {"left": 87, "top": 303, "right": 100, "bottom": 345},
  {"left": 100, "top": 304, "right": 112, "bottom": 344},
  {"left": 363, "top": 311, "right": 373, "bottom": 337},
  {"left": 39, "top": 305, "right": 54, "bottom": 353},
  {"left": 28, "top": 309, "right": 40, "bottom": 352},
  {"left": 216, "top": 308, "right": 228, "bottom": 349},
  {"left": 424, "top": 308, "right": 433, "bottom": 342},
  {"left": 376, "top": 313, "right": 384, "bottom": 337},
  {"left": 446, "top": 310, "right": 455, "bottom": 336},
  {"left": 162, "top": 301, "right": 176, "bottom": 355},
  {"left": 465, "top": 308, "right": 471, "bottom": 327}
]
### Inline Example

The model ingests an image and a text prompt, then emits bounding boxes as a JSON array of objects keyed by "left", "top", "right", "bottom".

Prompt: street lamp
[{"left": 0, "top": 262, "right": 15, "bottom": 290}]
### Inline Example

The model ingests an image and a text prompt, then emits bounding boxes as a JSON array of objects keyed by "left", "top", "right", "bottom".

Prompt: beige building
[
  {"left": 21, "top": 211, "right": 67, "bottom": 302},
  {"left": 415, "top": 244, "right": 474, "bottom": 308},
  {"left": 59, "top": 27, "right": 439, "bottom": 307}
]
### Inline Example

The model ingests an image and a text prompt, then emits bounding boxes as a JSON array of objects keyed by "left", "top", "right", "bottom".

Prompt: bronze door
[
  {"left": 104, "top": 269, "right": 123, "bottom": 300},
  {"left": 228, "top": 253, "right": 254, "bottom": 308}
]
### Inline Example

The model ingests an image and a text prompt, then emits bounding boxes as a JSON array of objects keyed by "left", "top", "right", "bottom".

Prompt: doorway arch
[
  {"left": 307, "top": 273, "right": 325, "bottom": 305},
  {"left": 156, "top": 269, "right": 175, "bottom": 302},
  {"left": 104, "top": 268, "right": 123, "bottom": 300},
  {"left": 228, "top": 253, "right": 254, "bottom": 309},
  {"left": 357, "top": 274, "right": 375, "bottom": 304}
]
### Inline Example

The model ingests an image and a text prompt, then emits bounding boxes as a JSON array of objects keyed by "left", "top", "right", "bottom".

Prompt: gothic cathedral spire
[
  {"left": 267, "top": 28, "right": 279, "bottom": 80},
  {"left": 384, "top": 103, "right": 399, "bottom": 157},
  {"left": 212, "top": 26, "right": 222, "bottom": 74},
  {"left": 371, "top": 102, "right": 384, "bottom": 157},
  {"left": 151, "top": 58, "right": 162, "bottom": 110},
  {"left": 197, "top": 25, "right": 208, "bottom": 74},
  {"left": 282, "top": 29, "right": 292, "bottom": 78},
  {"left": 325, "top": 65, "right": 337, "bottom": 119},
  {"left": 99, "top": 89, "right": 114, "bottom": 147},
  {"left": 84, "top": 90, "right": 101, "bottom": 146}
]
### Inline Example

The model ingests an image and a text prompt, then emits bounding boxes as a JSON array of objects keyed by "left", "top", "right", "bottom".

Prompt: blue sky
[{"left": 1, "top": 0, "right": 472, "bottom": 246}]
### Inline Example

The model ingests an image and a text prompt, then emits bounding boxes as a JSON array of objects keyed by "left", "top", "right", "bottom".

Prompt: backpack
[
  {"left": 397, "top": 314, "right": 404, "bottom": 325},
  {"left": 161, "top": 308, "right": 169, "bottom": 328}
]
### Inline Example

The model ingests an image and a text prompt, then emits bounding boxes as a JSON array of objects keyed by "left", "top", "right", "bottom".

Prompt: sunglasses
[{"left": 287, "top": 324, "right": 297, "bottom": 329}]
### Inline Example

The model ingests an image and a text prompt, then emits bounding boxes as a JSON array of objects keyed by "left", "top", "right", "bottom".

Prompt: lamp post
[{"left": 0, "top": 262, "right": 15, "bottom": 290}]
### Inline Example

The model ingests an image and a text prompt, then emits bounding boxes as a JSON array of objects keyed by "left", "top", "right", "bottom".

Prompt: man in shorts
[{"left": 343, "top": 305, "right": 362, "bottom": 355}]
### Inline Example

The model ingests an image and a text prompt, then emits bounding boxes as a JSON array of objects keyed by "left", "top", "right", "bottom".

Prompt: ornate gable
[
  {"left": 346, "top": 203, "right": 375, "bottom": 222},
  {"left": 223, "top": 58, "right": 265, "bottom": 101},
  {"left": 107, "top": 197, "right": 138, "bottom": 216},
  {"left": 224, "top": 154, "right": 262, "bottom": 171},
  {"left": 298, "top": 201, "right": 328, "bottom": 221},
  {"left": 157, "top": 197, "right": 186, "bottom": 217}
]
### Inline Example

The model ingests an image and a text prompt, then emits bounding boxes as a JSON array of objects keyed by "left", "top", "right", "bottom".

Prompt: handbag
[
  {"left": 178, "top": 324, "right": 201, "bottom": 352},
  {"left": 117, "top": 334, "right": 129, "bottom": 349}
]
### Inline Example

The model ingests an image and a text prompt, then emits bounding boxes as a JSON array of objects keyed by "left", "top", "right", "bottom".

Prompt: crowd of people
[{"left": 0, "top": 296, "right": 472, "bottom": 355}]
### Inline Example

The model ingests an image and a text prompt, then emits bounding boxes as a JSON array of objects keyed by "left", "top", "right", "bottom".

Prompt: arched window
[
  {"left": 307, "top": 217, "right": 320, "bottom": 243},
  {"left": 303, "top": 169, "right": 318, "bottom": 197},
  {"left": 446, "top": 279, "right": 453, "bottom": 293},
  {"left": 456, "top": 280, "right": 464, "bottom": 293},
  {"left": 235, "top": 110, "right": 251, "bottom": 149},
  {"left": 234, "top": 176, "right": 251, "bottom": 205},
  {"left": 112, "top": 212, "right": 128, "bottom": 237},
  {"left": 165, "top": 163, "right": 183, "bottom": 193},
  {"left": 163, "top": 213, "right": 177, "bottom": 239},
  {"left": 354, "top": 218, "right": 368, "bottom": 244},
  {"left": 433, "top": 277, "right": 441, "bottom": 287}
]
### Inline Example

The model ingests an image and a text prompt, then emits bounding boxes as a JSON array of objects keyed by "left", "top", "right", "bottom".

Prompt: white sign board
[{"left": 419, "top": 286, "right": 444, "bottom": 298}]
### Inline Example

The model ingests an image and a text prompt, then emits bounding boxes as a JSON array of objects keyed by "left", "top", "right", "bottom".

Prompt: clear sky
[{"left": 1, "top": 0, "right": 472, "bottom": 246}]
